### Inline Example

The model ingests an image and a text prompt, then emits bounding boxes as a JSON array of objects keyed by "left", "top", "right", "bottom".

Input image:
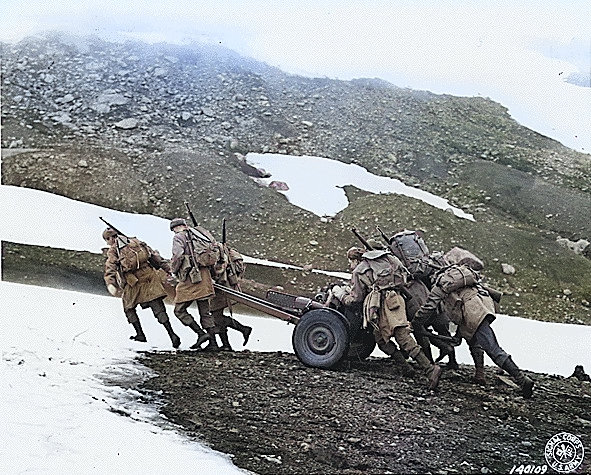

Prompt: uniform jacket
[
  {"left": 210, "top": 245, "right": 245, "bottom": 312},
  {"left": 343, "top": 250, "right": 409, "bottom": 342},
  {"left": 171, "top": 227, "right": 217, "bottom": 303},
  {"left": 104, "top": 238, "right": 169, "bottom": 309},
  {"left": 443, "top": 286, "right": 496, "bottom": 341}
]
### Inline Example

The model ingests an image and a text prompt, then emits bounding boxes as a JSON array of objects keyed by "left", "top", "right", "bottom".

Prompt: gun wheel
[{"left": 292, "top": 308, "right": 350, "bottom": 369}]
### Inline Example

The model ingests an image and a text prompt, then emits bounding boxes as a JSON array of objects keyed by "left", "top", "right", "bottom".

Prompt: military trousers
[
  {"left": 124, "top": 296, "right": 169, "bottom": 324},
  {"left": 174, "top": 299, "right": 215, "bottom": 329},
  {"left": 468, "top": 317, "right": 510, "bottom": 368}
]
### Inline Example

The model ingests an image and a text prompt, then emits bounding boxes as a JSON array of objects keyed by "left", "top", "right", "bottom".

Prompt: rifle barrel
[{"left": 351, "top": 227, "right": 373, "bottom": 250}]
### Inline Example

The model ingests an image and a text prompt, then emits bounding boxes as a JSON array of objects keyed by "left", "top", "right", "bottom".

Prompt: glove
[
  {"left": 331, "top": 285, "right": 348, "bottom": 301},
  {"left": 107, "top": 284, "right": 119, "bottom": 296}
]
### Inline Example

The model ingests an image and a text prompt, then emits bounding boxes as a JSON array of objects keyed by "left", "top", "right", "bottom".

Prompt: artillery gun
[{"left": 214, "top": 283, "right": 376, "bottom": 369}]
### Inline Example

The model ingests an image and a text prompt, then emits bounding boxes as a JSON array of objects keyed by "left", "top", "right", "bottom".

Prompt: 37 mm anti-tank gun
[{"left": 214, "top": 283, "right": 376, "bottom": 369}]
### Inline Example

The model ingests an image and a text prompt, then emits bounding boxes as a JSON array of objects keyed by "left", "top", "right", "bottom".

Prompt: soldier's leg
[
  {"left": 393, "top": 325, "right": 442, "bottom": 390},
  {"left": 172, "top": 299, "right": 211, "bottom": 349},
  {"left": 197, "top": 299, "right": 219, "bottom": 351},
  {"left": 124, "top": 306, "right": 147, "bottom": 342},
  {"left": 212, "top": 308, "right": 233, "bottom": 351},
  {"left": 148, "top": 297, "right": 180, "bottom": 349},
  {"left": 174, "top": 300, "right": 212, "bottom": 350},
  {"left": 227, "top": 317, "right": 253, "bottom": 346},
  {"left": 377, "top": 339, "right": 414, "bottom": 376},
  {"left": 471, "top": 318, "right": 533, "bottom": 398},
  {"left": 430, "top": 313, "right": 458, "bottom": 369},
  {"left": 469, "top": 343, "right": 486, "bottom": 385}
]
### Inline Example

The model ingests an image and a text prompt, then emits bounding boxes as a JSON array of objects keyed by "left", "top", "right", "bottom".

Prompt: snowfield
[{"left": 0, "top": 281, "right": 250, "bottom": 474}]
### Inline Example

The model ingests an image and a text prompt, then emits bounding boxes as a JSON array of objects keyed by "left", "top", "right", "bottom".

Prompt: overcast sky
[{"left": 1, "top": 0, "right": 590, "bottom": 152}]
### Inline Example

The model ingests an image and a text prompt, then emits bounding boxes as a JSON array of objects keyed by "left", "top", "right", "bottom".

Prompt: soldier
[
  {"left": 414, "top": 263, "right": 534, "bottom": 398},
  {"left": 332, "top": 246, "right": 442, "bottom": 390},
  {"left": 102, "top": 227, "right": 181, "bottom": 348},
  {"left": 371, "top": 238, "right": 459, "bottom": 370},
  {"left": 209, "top": 244, "right": 252, "bottom": 351},
  {"left": 170, "top": 217, "right": 219, "bottom": 351}
]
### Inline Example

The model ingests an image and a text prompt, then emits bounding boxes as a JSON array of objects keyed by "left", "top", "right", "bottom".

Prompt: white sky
[{"left": 0, "top": 1, "right": 590, "bottom": 152}]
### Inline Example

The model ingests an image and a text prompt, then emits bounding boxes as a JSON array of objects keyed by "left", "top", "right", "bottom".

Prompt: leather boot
[
  {"left": 228, "top": 319, "right": 252, "bottom": 346},
  {"left": 162, "top": 320, "right": 181, "bottom": 349},
  {"left": 446, "top": 349, "right": 459, "bottom": 371},
  {"left": 130, "top": 320, "right": 147, "bottom": 342},
  {"left": 414, "top": 350, "right": 442, "bottom": 390},
  {"left": 502, "top": 357, "right": 534, "bottom": 399},
  {"left": 201, "top": 327, "right": 220, "bottom": 352},
  {"left": 219, "top": 331, "right": 233, "bottom": 352},
  {"left": 471, "top": 349, "right": 486, "bottom": 385},
  {"left": 387, "top": 345, "right": 415, "bottom": 376},
  {"left": 189, "top": 321, "right": 213, "bottom": 350}
]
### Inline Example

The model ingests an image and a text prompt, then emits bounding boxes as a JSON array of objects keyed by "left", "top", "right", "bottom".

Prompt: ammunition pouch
[
  {"left": 126, "top": 273, "right": 139, "bottom": 287},
  {"left": 383, "top": 290, "right": 402, "bottom": 311},
  {"left": 189, "top": 267, "right": 202, "bottom": 284}
]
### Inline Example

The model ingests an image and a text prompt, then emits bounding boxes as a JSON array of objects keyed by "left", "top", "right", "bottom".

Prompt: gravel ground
[{"left": 137, "top": 350, "right": 591, "bottom": 475}]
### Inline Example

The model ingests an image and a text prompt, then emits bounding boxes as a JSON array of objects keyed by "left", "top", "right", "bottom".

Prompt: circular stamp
[{"left": 544, "top": 432, "right": 585, "bottom": 473}]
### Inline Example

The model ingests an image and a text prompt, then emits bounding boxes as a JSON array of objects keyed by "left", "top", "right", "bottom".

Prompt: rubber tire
[
  {"left": 292, "top": 308, "right": 350, "bottom": 369},
  {"left": 347, "top": 329, "right": 376, "bottom": 361}
]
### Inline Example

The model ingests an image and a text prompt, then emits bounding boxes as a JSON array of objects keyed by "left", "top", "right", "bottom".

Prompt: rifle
[
  {"left": 184, "top": 201, "right": 198, "bottom": 227},
  {"left": 351, "top": 227, "right": 373, "bottom": 250},
  {"left": 100, "top": 217, "right": 125, "bottom": 237},
  {"left": 99, "top": 217, "right": 130, "bottom": 289},
  {"left": 376, "top": 225, "right": 391, "bottom": 246},
  {"left": 99, "top": 217, "right": 130, "bottom": 246}
]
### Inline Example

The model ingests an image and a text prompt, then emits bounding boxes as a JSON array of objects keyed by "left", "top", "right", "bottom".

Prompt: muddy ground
[{"left": 136, "top": 350, "right": 591, "bottom": 475}]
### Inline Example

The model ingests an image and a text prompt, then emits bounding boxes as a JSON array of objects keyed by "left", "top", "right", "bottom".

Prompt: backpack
[
  {"left": 435, "top": 264, "right": 480, "bottom": 294},
  {"left": 118, "top": 238, "right": 151, "bottom": 272},
  {"left": 187, "top": 228, "right": 221, "bottom": 267},
  {"left": 388, "top": 230, "right": 430, "bottom": 278}
]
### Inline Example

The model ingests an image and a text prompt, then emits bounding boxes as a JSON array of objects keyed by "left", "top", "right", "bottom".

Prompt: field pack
[
  {"left": 435, "top": 264, "right": 480, "bottom": 294},
  {"left": 388, "top": 230, "right": 431, "bottom": 277},
  {"left": 118, "top": 238, "right": 151, "bottom": 272}
]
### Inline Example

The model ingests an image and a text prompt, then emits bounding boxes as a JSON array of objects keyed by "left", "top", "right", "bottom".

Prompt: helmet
[
  {"left": 346, "top": 247, "right": 364, "bottom": 261},
  {"left": 170, "top": 217, "right": 187, "bottom": 231},
  {"left": 102, "top": 228, "right": 118, "bottom": 241}
]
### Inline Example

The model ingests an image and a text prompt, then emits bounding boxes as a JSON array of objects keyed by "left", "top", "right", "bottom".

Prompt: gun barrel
[
  {"left": 351, "top": 227, "right": 373, "bottom": 250},
  {"left": 99, "top": 217, "right": 125, "bottom": 236},
  {"left": 184, "top": 201, "right": 198, "bottom": 226}
]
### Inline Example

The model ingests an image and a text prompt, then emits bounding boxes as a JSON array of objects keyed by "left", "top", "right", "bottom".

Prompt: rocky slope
[
  {"left": 2, "top": 31, "right": 591, "bottom": 323},
  {"left": 135, "top": 350, "right": 591, "bottom": 475}
]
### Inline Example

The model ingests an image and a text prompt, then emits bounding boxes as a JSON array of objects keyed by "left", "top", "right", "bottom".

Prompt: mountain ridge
[{"left": 1, "top": 31, "right": 590, "bottom": 324}]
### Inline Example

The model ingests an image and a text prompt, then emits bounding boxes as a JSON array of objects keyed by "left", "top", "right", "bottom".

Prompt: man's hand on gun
[{"left": 330, "top": 285, "right": 348, "bottom": 302}]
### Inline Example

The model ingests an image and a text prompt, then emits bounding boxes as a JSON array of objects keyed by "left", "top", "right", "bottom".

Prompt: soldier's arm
[
  {"left": 342, "top": 271, "right": 366, "bottom": 306},
  {"left": 147, "top": 246, "right": 172, "bottom": 274},
  {"left": 103, "top": 247, "right": 120, "bottom": 287},
  {"left": 170, "top": 233, "right": 186, "bottom": 276}
]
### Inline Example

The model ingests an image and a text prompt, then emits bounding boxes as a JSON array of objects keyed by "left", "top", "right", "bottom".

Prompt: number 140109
[{"left": 509, "top": 464, "right": 548, "bottom": 474}]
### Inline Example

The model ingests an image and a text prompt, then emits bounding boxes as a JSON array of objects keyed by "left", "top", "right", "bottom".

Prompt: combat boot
[
  {"left": 130, "top": 321, "right": 147, "bottom": 342},
  {"left": 162, "top": 320, "right": 181, "bottom": 349},
  {"left": 219, "top": 331, "right": 233, "bottom": 352},
  {"left": 446, "top": 349, "right": 459, "bottom": 371},
  {"left": 228, "top": 319, "right": 252, "bottom": 346},
  {"left": 414, "top": 351, "right": 442, "bottom": 390},
  {"left": 201, "top": 328, "right": 220, "bottom": 352},
  {"left": 388, "top": 347, "right": 415, "bottom": 376},
  {"left": 502, "top": 357, "right": 534, "bottom": 399},
  {"left": 188, "top": 321, "right": 214, "bottom": 350}
]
